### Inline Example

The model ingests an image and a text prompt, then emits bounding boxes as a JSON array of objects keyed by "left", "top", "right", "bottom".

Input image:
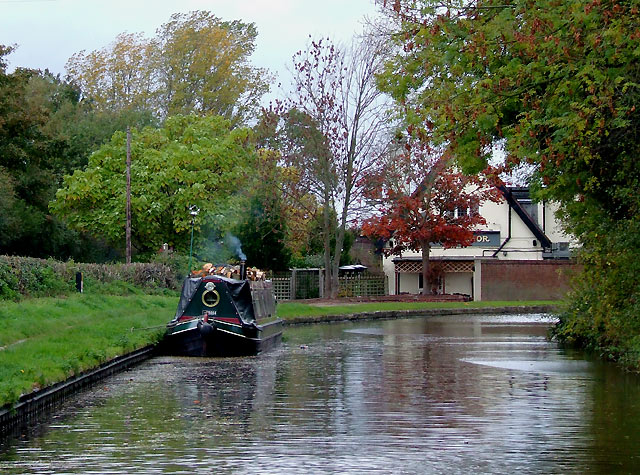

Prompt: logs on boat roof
[{"left": 191, "top": 263, "right": 266, "bottom": 281}]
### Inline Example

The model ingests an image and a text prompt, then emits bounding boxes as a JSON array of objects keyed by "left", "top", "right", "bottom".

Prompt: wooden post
[
  {"left": 75, "top": 272, "right": 83, "bottom": 293},
  {"left": 126, "top": 126, "right": 132, "bottom": 264}
]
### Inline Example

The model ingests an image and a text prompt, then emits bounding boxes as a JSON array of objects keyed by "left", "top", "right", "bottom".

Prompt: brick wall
[{"left": 480, "top": 260, "right": 580, "bottom": 301}]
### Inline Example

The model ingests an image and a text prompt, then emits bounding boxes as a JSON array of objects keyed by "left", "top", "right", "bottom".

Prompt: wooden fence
[{"left": 270, "top": 269, "right": 387, "bottom": 301}]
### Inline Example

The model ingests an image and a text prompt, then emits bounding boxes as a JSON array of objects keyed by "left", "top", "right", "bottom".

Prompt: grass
[
  {"left": 0, "top": 293, "right": 176, "bottom": 407},
  {"left": 275, "top": 300, "right": 560, "bottom": 320}
]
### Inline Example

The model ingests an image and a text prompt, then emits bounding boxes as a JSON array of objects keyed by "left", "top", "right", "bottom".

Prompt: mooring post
[{"left": 75, "top": 272, "right": 83, "bottom": 293}]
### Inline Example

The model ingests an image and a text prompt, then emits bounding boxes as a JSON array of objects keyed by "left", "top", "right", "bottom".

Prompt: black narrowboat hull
[
  {"left": 163, "top": 317, "right": 283, "bottom": 357},
  {"left": 163, "top": 275, "right": 281, "bottom": 357}
]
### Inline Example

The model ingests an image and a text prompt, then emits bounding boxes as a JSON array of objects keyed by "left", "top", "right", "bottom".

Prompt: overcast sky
[{"left": 1, "top": 0, "right": 380, "bottom": 101}]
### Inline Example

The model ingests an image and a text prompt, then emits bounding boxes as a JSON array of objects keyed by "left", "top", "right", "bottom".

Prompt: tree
[
  {"left": 50, "top": 115, "right": 255, "bottom": 257},
  {"left": 66, "top": 32, "right": 156, "bottom": 113},
  {"left": 155, "top": 11, "right": 270, "bottom": 122},
  {"left": 272, "top": 34, "right": 392, "bottom": 298},
  {"left": 378, "top": 0, "right": 639, "bottom": 200},
  {"left": 25, "top": 69, "right": 157, "bottom": 174},
  {"left": 232, "top": 149, "right": 292, "bottom": 271},
  {"left": 362, "top": 137, "right": 500, "bottom": 295},
  {"left": 0, "top": 48, "right": 89, "bottom": 258},
  {"left": 253, "top": 113, "right": 319, "bottom": 264},
  {"left": 302, "top": 209, "right": 355, "bottom": 267},
  {"left": 65, "top": 11, "right": 270, "bottom": 124},
  {"left": 378, "top": 0, "right": 640, "bottom": 361},
  {"left": 0, "top": 45, "right": 157, "bottom": 261}
]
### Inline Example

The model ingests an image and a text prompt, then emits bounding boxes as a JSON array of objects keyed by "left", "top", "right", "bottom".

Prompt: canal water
[{"left": 2, "top": 313, "right": 640, "bottom": 474}]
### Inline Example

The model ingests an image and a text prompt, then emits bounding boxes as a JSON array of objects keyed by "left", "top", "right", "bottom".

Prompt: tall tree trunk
[
  {"left": 330, "top": 219, "right": 345, "bottom": 299},
  {"left": 330, "top": 128, "right": 357, "bottom": 299},
  {"left": 323, "top": 194, "right": 333, "bottom": 298},
  {"left": 421, "top": 239, "right": 431, "bottom": 296}
]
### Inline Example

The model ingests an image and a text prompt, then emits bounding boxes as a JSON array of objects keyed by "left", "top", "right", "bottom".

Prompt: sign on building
[{"left": 471, "top": 231, "right": 500, "bottom": 247}]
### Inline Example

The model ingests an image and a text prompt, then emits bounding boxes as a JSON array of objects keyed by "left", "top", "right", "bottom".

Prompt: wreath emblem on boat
[{"left": 202, "top": 286, "right": 220, "bottom": 307}]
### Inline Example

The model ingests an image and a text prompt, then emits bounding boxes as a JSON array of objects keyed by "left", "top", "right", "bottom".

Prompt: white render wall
[
  {"left": 397, "top": 273, "right": 420, "bottom": 294},
  {"left": 445, "top": 272, "right": 473, "bottom": 296}
]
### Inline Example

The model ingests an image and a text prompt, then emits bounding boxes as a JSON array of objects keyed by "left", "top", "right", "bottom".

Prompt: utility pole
[
  {"left": 187, "top": 205, "right": 199, "bottom": 276},
  {"left": 126, "top": 126, "right": 132, "bottom": 264}
]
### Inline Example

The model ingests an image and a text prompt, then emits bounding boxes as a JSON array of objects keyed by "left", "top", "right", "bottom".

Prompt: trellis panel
[
  {"left": 395, "top": 260, "right": 473, "bottom": 273},
  {"left": 269, "top": 271, "right": 387, "bottom": 300}
]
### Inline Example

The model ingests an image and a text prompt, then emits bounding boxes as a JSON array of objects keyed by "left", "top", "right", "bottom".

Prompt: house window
[
  {"left": 512, "top": 189, "right": 539, "bottom": 226},
  {"left": 520, "top": 200, "right": 539, "bottom": 225},
  {"left": 455, "top": 207, "right": 469, "bottom": 218},
  {"left": 455, "top": 204, "right": 480, "bottom": 218}
]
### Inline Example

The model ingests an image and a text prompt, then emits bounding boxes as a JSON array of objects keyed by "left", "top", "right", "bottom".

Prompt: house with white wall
[{"left": 382, "top": 186, "right": 576, "bottom": 300}]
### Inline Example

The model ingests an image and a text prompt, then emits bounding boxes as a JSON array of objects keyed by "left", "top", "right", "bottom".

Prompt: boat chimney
[{"left": 240, "top": 260, "right": 247, "bottom": 280}]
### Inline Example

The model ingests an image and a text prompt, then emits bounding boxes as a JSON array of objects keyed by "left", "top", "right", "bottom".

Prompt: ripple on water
[{"left": 460, "top": 358, "right": 593, "bottom": 374}]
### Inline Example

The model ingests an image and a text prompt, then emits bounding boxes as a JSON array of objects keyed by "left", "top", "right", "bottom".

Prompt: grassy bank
[{"left": 0, "top": 293, "right": 176, "bottom": 407}]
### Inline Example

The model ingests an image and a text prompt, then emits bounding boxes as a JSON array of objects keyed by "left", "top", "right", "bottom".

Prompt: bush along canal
[{"left": 2, "top": 311, "right": 640, "bottom": 473}]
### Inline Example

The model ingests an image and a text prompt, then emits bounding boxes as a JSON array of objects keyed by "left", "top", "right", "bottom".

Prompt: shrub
[
  {"left": 0, "top": 254, "right": 185, "bottom": 300},
  {"left": 0, "top": 261, "right": 20, "bottom": 300},
  {"left": 553, "top": 219, "right": 640, "bottom": 371}
]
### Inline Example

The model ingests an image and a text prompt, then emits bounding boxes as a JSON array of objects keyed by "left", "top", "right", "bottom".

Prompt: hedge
[{"left": 0, "top": 255, "right": 187, "bottom": 300}]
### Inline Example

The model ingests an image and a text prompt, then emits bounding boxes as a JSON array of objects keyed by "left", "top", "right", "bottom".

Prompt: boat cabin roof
[{"left": 173, "top": 276, "right": 256, "bottom": 322}]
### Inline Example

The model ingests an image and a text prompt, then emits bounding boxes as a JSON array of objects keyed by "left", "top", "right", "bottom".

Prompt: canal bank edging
[
  {"left": 0, "top": 345, "right": 156, "bottom": 438},
  {"left": 281, "top": 304, "right": 558, "bottom": 326},
  {"left": 0, "top": 305, "right": 556, "bottom": 438}
]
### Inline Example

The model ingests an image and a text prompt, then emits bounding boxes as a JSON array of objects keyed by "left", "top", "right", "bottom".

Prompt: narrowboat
[{"left": 163, "top": 271, "right": 282, "bottom": 357}]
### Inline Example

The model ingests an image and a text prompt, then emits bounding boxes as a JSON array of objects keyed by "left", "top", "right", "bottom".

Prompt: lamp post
[{"left": 187, "top": 205, "right": 200, "bottom": 277}]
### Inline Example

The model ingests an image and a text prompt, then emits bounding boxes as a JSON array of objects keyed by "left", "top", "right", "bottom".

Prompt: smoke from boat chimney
[{"left": 225, "top": 233, "right": 247, "bottom": 261}]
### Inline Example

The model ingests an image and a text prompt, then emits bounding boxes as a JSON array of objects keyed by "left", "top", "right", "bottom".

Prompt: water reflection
[{"left": 1, "top": 313, "right": 640, "bottom": 473}]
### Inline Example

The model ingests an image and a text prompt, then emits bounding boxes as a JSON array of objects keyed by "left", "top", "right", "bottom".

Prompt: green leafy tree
[
  {"left": 66, "top": 32, "right": 156, "bottom": 113},
  {"left": 25, "top": 71, "right": 156, "bottom": 174},
  {"left": 0, "top": 45, "right": 156, "bottom": 260},
  {"left": 66, "top": 11, "right": 270, "bottom": 124},
  {"left": 379, "top": 0, "right": 640, "bottom": 363},
  {"left": 0, "top": 48, "right": 89, "bottom": 258},
  {"left": 230, "top": 149, "right": 292, "bottom": 271},
  {"left": 51, "top": 115, "right": 255, "bottom": 257},
  {"left": 254, "top": 110, "right": 324, "bottom": 265},
  {"left": 155, "top": 11, "right": 270, "bottom": 122},
  {"left": 234, "top": 195, "right": 292, "bottom": 272},
  {"left": 303, "top": 209, "right": 355, "bottom": 267}
]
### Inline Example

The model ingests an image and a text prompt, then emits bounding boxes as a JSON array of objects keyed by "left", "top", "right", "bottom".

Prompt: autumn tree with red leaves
[{"left": 362, "top": 138, "right": 501, "bottom": 295}]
